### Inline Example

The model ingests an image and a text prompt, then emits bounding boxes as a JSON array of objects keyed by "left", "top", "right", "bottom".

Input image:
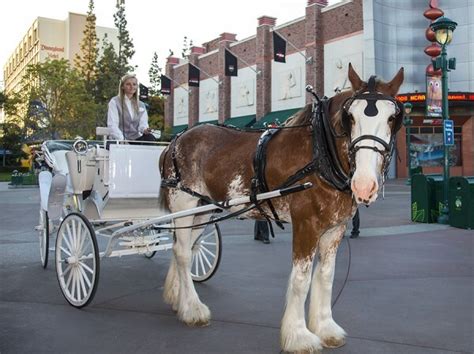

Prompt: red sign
[{"left": 397, "top": 92, "right": 474, "bottom": 102}]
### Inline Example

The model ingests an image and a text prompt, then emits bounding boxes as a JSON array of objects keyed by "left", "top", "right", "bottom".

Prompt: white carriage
[
  {"left": 35, "top": 128, "right": 310, "bottom": 308},
  {"left": 35, "top": 129, "right": 222, "bottom": 308}
]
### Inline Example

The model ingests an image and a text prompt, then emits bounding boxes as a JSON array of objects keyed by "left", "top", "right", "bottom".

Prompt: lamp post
[
  {"left": 403, "top": 102, "right": 413, "bottom": 185},
  {"left": 430, "top": 16, "right": 457, "bottom": 224}
]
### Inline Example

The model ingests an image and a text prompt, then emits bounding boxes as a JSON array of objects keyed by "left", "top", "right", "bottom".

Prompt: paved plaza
[{"left": 0, "top": 180, "right": 472, "bottom": 354}]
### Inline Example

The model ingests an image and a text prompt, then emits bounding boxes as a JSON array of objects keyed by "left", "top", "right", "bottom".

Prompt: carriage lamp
[
  {"left": 403, "top": 103, "right": 413, "bottom": 185},
  {"left": 429, "top": 16, "right": 457, "bottom": 225}
]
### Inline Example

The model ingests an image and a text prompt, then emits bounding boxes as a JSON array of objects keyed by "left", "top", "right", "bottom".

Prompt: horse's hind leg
[
  {"left": 308, "top": 225, "right": 347, "bottom": 348},
  {"left": 281, "top": 223, "right": 322, "bottom": 353}
]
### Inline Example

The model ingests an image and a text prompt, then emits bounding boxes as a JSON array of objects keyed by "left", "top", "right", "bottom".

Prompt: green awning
[
  {"left": 196, "top": 120, "right": 218, "bottom": 126},
  {"left": 172, "top": 124, "right": 188, "bottom": 135},
  {"left": 252, "top": 108, "right": 302, "bottom": 128},
  {"left": 224, "top": 114, "right": 256, "bottom": 128}
]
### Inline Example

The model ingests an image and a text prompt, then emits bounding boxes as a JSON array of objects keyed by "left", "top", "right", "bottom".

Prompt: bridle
[{"left": 341, "top": 76, "right": 404, "bottom": 179}]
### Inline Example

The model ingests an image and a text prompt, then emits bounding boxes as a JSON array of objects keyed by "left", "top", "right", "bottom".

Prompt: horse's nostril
[
  {"left": 357, "top": 197, "right": 362, "bottom": 202},
  {"left": 369, "top": 194, "right": 373, "bottom": 199}
]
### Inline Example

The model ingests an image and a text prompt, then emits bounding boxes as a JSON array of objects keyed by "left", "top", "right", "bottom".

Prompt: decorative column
[
  {"left": 218, "top": 32, "right": 236, "bottom": 123},
  {"left": 424, "top": 0, "right": 443, "bottom": 77},
  {"left": 256, "top": 16, "right": 275, "bottom": 120},
  {"left": 306, "top": 0, "right": 326, "bottom": 100},
  {"left": 188, "top": 46, "right": 206, "bottom": 127},
  {"left": 164, "top": 56, "right": 179, "bottom": 130}
]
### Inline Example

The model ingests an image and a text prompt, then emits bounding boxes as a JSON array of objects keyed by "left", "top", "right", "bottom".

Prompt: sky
[{"left": 1, "top": 0, "right": 340, "bottom": 87}]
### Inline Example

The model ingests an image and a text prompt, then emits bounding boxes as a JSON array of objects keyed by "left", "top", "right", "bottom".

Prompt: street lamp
[
  {"left": 430, "top": 16, "right": 457, "bottom": 224},
  {"left": 403, "top": 102, "right": 413, "bottom": 185}
]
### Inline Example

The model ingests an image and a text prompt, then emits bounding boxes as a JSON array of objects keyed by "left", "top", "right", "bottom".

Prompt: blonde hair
[{"left": 118, "top": 73, "right": 139, "bottom": 114}]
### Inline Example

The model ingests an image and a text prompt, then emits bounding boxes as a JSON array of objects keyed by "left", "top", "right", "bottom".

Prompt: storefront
[{"left": 396, "top": 92, "right": 474, "bottom": 178}]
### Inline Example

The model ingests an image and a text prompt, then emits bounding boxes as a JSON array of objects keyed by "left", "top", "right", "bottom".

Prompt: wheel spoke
[
  {"left": 201, "top": 240, "right": 216, "bottom": 246},
  {"left": 198, "top": 251, "right": 206, "bottom": 275},
  {"left": 193, "top": 254, "right": 199, "bottom": 275},
  {"left": 63, "top": 224, "right": 74, "bottom": 253},
  {"left": 70, "top": 268, "right": 76, "bottom": 300},
  {"left": 80, "top": 261, "right": 94, "bottom": 275},
  {"left": 200, "top": 244, "right": 216, "bottom": 259},
  {"left": 78, "top": 268, "right": 88, "bottom": 298},
  {"left": 199, "top": 248, "right": 212, "bottom": 268},
  {"left": 79, "top": 264, "right": 92, "bottom": 287},
  {"left": 70, "top": 219, "right": 77, "bottom": 252},
  {"left": 75, "top": 268, "right": 81, "bottom": 301},
  {"left": 60, "top": 246, "right": 71, "bottom": 257},
  {"left": 59, "top": 264, "right": 72, "bottom": 279},
  {"left": 76, "top": 226, "right": 86, "bottom": 256}
]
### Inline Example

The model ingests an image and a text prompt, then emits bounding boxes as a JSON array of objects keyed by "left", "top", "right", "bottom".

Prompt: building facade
[
  {"left": 2, "top": 12, "right": 118, "bottom": 96},
  {"left": 163, "top": 0, "right": 473, "bottom": 178}
]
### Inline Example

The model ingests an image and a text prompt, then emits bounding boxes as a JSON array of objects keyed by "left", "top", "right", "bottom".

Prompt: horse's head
[{"left": 342, "top": 63, "right": 404, "bottom": 205}]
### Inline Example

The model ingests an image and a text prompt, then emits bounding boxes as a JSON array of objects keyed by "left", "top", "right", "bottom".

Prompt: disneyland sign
[{"left": 40, "top": 44, "right": 65, "bottom": 59}]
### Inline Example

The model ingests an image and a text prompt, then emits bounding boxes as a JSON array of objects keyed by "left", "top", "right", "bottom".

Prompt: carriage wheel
[
  {"left": 38, "top": 209, "right": 49, "bottom": 268},
  {"left": 55, "top": 212, "right": 100, "bottom": 308},
  {"left": 191, "top": 223, "right": 222, "bottom": 282},
  {"left": 144, "top": 250, "right": 156, "bottom": 259}
]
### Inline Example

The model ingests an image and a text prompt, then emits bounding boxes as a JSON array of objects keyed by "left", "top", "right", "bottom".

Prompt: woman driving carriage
[{"left": 107, "top": 74, "right": 156, "bottom": 141}]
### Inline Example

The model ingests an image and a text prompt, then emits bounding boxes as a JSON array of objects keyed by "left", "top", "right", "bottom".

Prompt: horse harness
[{"left": 161, "top": 77, "right": 402, "bottom": 232}]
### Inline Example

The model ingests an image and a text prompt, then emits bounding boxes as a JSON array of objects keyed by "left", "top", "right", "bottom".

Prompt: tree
[
  {"left": 113, "top": 0, "right": 135, "bottom": 78},
  {"left": 5, "top": 60, "right": 97, "bottom": 140},
  {"left": 0, "top": 90, "right": 5, "bottom": 108},
  {"left": 181, "top": 36, "right": 193, "bottom": 59},
  {"left": 95, "top": 34, "right": 120, "bottom": 126},
  {"left": 0, "top": 121, "right": 23, "bottom": 167},
  {"left": 148, "top": 52, "right": 162, "bottom": 96},
  {"left": 74, "top": 0, "right": 99, "bottom": 90}
]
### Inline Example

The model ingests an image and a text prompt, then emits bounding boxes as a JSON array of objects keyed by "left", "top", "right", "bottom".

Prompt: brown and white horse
[{"left": 159, "top": 64, "right": 404, "bottom": 353}]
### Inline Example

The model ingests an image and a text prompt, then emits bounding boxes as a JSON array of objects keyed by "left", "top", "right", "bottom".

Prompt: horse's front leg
[
  {"left": 308, "top": 224, "right": 347, "bottom": 348},
  {"left": 163, "top": 192, "right": 210, "bottom": 326},
  {"left": 281, "top": 223, "right": 322, "bottom": 353}
]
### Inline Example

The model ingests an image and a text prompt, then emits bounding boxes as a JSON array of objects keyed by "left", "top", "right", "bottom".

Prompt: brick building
[{"left": 164, "top": 0, "right": 473, "bottom": 178}]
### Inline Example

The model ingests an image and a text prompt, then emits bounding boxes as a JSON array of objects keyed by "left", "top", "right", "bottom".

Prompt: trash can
[
  {"left": 411, "top": 174, "right": 443, "bottom": 223},
  {"left": 10, "top": 170, "right": 23, "bottom": 186},
  {"left": 449, "top": 176, "right": 474, "bottom": 229},
  {"left": 427, "top": 174, "right": 444, "bottom": 223}
]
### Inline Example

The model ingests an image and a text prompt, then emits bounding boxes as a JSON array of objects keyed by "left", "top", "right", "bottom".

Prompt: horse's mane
[{"left": 284, "top": 89, "right": 355, "bottom": 129}]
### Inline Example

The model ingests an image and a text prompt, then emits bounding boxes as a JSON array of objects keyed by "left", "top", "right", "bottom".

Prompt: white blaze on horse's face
[{"left": 348, "top": 98, "right": 397, "bottom": 204}]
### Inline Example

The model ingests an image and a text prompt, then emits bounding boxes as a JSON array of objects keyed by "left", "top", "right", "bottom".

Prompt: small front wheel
[
  {"left": 191, "top": 223, "right": 222, "bottom": 282},
  {"left": 55, "top": 212, "right": 100, "bottom": 308},
  {"left": 38, "top": 209, "right": 49, "bottom": 268}
]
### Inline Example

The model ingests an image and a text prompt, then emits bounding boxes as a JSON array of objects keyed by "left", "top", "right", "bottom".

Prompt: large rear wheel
[
  {"left": 55, "top": 212, "right": 100, "bottom": 308},
  {"left": 191, "top": 223, "right": 222, "bottom": 282}
]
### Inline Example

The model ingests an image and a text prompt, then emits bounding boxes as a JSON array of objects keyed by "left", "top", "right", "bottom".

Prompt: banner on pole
[
  {"left": 160, "top": 75, "right": 172, "bottom": 95},
  {"left": 225, "top": 49, "right": 238, "bottom": 77},
  {"left": 273, "top": 32, "right": 287, "bottom": 63},
  {"left": 188, "top": 64, "right": 200, "bottom": 87},
  {"left": 426, "top": 73, "right": 442, "bottom": 117}
]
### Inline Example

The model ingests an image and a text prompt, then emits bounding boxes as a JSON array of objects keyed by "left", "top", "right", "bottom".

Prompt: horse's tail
[{"left": 158, "top": 142, "right": 174, "bottom": 213}]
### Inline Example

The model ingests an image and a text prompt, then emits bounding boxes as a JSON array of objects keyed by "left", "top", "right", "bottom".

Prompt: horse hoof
[
  {"left": 281, "top": 328, "right": 322, "bottom": 354},
  {"left": 311, "top": 320, "right": 347, "bottom": 349},
  {"left": 186, "top": 319, "right": 210, "bottom": 327},
  {"left": 321, "top": 336, "right": 346, "bottom": 348},
  {"left": 179, "top": 302, "right": 211, "bottom": 327}
]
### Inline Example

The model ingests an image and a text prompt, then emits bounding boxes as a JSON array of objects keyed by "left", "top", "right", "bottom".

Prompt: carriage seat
[{"left": 42, "top": 141, "right": 75, "bottom": 175}]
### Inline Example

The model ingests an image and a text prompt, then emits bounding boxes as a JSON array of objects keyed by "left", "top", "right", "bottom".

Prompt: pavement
[{"left": 0, "top": 180, "right": 472, "bottom": 354}]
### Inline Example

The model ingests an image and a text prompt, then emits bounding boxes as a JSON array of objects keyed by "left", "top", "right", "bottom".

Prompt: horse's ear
[
  {"left": 387, "top": 67, "right": 404, "bottom": 96},
  {"left": 348, "top": 63, "right": 363, "bottom": 91}
]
